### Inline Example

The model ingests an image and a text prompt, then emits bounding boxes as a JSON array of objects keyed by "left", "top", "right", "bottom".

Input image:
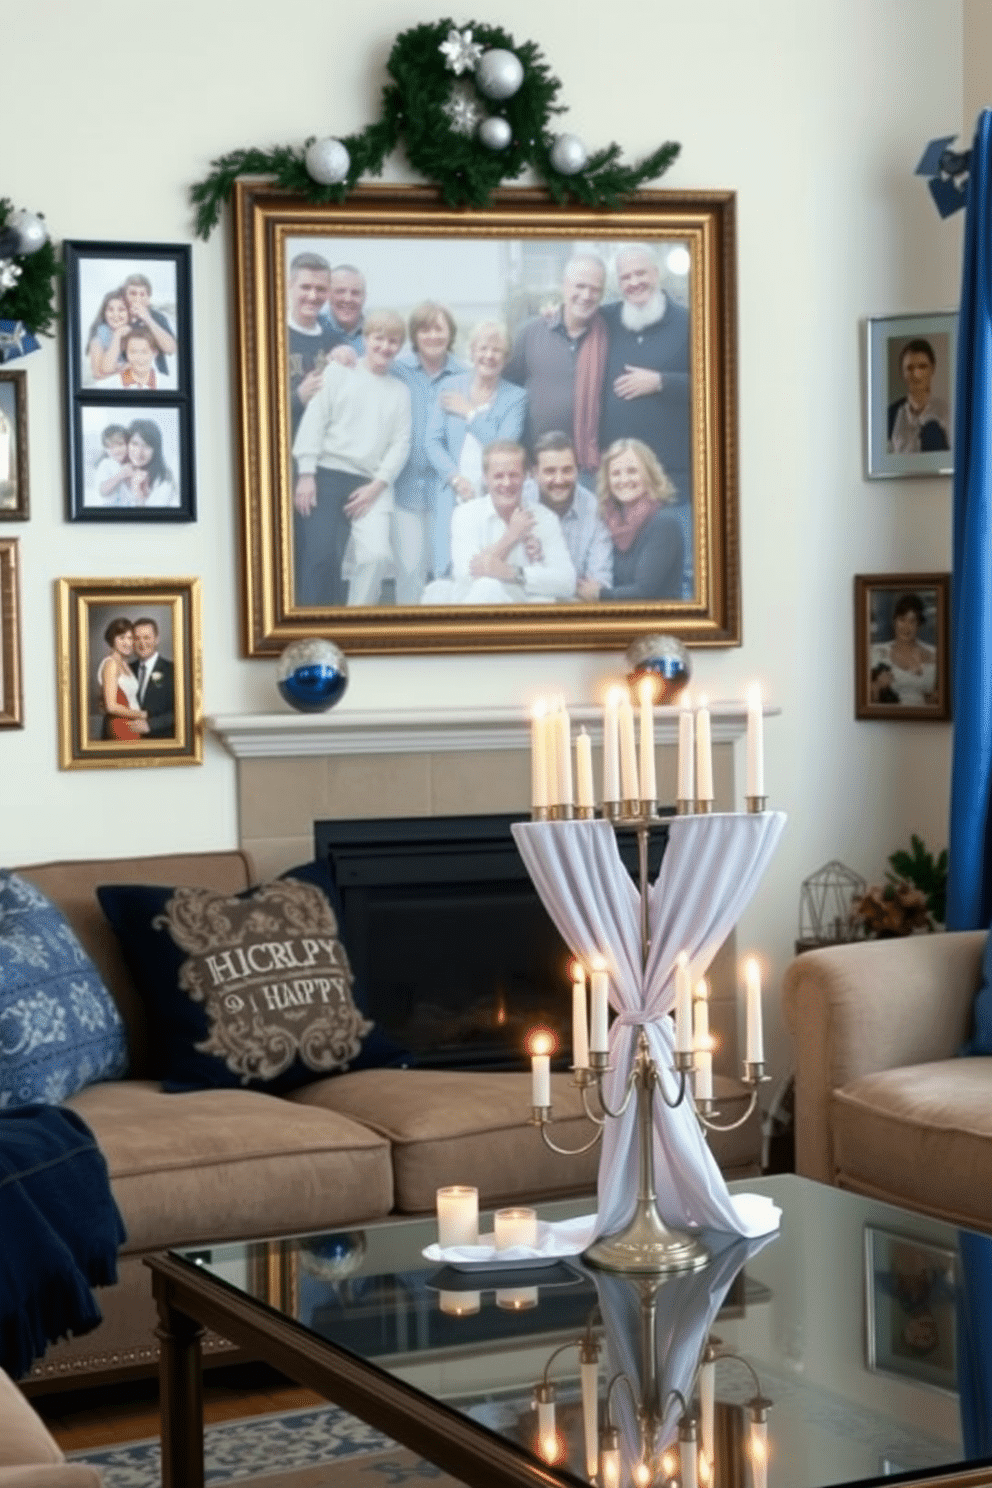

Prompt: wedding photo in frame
[
  {"left": 55, "top": 577, "right": 202, "bottom": 769},
  {"left": 854, "top": 572, "right": 951, "bottom": 721},
  {"left": 62, "top": 240, "right": 196, "bottom": 523},
  {"left": 0, "top": 539, "right": 22, "bottom": 727},
  {"left": 865, "top": 312, "right": 957, "bottom": 479},
  {"left": 0, "top": 370, "right": 29, "bottom": 520},
  {"left": 232, "top": 182, "right": 739, "bottom": 656}
]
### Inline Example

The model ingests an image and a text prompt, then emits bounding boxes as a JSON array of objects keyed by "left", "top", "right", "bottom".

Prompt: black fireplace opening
[{"left": 314, "top": 813, "right": 668, "bottom": 1073}]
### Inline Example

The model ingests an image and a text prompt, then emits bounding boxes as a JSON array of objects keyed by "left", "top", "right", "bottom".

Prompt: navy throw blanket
[{"left": 0, "top": 1104, "right": 127, "bottom": 1379}]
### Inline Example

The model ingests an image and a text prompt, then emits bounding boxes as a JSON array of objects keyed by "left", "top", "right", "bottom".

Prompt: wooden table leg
[{"left": 155, "top": 1281, "right": 205, "bottom": 1488}]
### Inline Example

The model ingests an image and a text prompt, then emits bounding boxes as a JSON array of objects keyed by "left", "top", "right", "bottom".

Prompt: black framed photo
[
  {"left": 0, "top": 370, "right": 28, "bottom": 520},
  {"left": 854, "top": 573, "right": 951, "bottom": 721},
  {"left": 62, "top": 241, "right": 195, "bottom": 522}
]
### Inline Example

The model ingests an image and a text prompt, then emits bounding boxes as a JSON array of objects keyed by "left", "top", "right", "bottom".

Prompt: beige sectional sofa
[
  {"left": 14, "top": 848, "right": 760, "bottom": 1394},
  {"left": 0, "top": 1364, "right": 99, "bottom": 1486},
  {"left": 782, "top": 929, "right": 992, "bottom": 1230}
]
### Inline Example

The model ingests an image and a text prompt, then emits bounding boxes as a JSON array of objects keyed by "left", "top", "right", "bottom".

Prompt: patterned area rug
[{"left": 69, "top": 1402, "right": 460, "bottom": 1488}]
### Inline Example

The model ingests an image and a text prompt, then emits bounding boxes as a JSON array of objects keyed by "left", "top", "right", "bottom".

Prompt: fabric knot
[{"left": 614, "top": 1010, "right": 664, "bottom": 1026}]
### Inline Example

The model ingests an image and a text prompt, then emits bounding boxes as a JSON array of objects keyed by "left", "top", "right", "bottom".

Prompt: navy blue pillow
[
  {"left": 96, "top": 862, "right": 409, "bottom": 1094},
  {"left": 962, "top": 930, "right": 992, "bottom": 1055}
]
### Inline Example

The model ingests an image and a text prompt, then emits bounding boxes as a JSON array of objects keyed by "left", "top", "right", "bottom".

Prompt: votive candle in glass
[
  {"left": 436, "top": 1185, "right": 479, "bottom": 1248},
  {"left": 439, "top": 1289, "right": 481, "bottom": 1316},
  {"left": 494, "top": 1206, "right": 538, "bottom": 1250}
]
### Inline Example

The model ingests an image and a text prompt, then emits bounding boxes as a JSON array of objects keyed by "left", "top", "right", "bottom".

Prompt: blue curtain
[{"left": 947, "top": 110, "right": 992, "bottom": 933}]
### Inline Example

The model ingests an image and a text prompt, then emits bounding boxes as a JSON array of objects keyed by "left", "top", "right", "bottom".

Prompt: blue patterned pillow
[{"left": 0, "top": 872, "right": 129, "bottom": 1107}]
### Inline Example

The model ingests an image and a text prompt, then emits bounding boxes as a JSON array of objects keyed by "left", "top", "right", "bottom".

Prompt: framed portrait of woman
[
  {"left": 55, "top": 576, "right": 202, "bottom": 768},
  {"left": 865, "top": 312, "right": 957, "bottom": 479},
  {"left": 231, "top": 182, "right": 740, "bottom": 656},
  {"left": 62, "top": 241, "right": 196, "bottom": 522},
  {"left": 854, "top": 573, "right": 951, "bottom": 721}
]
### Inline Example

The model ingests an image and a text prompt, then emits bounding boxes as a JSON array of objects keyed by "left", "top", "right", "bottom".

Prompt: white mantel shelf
[{"left": 205, "top": 703, "right": 780, "bottom": 760}]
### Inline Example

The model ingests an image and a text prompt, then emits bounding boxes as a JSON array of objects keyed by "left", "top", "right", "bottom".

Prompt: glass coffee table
[{"left": 147, "top": 1175, "right": 990, "bottom": 1488}]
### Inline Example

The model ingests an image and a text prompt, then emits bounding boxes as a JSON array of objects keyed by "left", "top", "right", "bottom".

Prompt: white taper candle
[
  {"left": 695, "top": 696, "right": 713, "bottom": 802},
  {"left": 746, "top": 682, "right": 765, "bottom": 798},
  {"left": 745, "top": 955, "right": 764, "bottom": 1064},
  {"left": 638, "top": 675, "right": 656, "bottom": 802}
]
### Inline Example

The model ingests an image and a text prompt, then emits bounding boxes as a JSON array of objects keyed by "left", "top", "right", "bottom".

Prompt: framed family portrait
[
  {"left": 0, "top": 538, "right": 22, "bottom": 727},
  {"left": 232, "top": 181, "right": 740, "bottom": 656},
  {"left": 854, "top": 573, "right": 951, "bottom": 721},
  {"left": 865, "top": 312, "right": 957, "bottom": 479},
  {"left": 0, "top": 370, "right": 29, "bottom": 520},
  {"left": 62, "top": 241, "right": 196, "bottom": 522},
  {"left": 55, "top": 576, "right": 202, "bottom": 769},
  {"left": 864, "top": 1225, "right": 958, "bottom": 1393}
]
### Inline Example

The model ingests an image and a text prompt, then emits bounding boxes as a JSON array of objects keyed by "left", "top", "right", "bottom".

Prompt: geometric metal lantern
[{"left": 798, "top": 860, "right": 867, "bottom": 947}]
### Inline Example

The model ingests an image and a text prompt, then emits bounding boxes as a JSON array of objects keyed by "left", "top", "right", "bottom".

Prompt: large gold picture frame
[
  {"left": 55, "top": 576, "right": 202, "bottom": 769},
  {"left": 233, "top": 182, "right": 740, "bottom": 656}
]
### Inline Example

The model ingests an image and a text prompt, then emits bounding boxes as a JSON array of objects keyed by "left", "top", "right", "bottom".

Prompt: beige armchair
[
  {"left": 781, "top": 929, "right": 992, "bottom": 1230},
  {"left": 0, "top": 1367, "right": 100, "bottom": 1487}
]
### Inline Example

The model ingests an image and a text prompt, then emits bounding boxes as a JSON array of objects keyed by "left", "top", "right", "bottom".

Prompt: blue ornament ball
[
  {"left": 276, "top": 638, "right": 349, "bottom": 713},
  {"left": 625, "top": 633, "right": 692, "bottom": 704}
]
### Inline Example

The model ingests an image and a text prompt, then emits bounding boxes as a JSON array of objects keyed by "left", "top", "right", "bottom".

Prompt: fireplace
[{"left": 315, "top": 813, "right": 668, "bottom": 1072}]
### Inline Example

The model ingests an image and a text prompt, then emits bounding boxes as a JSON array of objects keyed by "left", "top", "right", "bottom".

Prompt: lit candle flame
[{"left": 527, "top": 1028, "right": 555, "bottom": 1057}]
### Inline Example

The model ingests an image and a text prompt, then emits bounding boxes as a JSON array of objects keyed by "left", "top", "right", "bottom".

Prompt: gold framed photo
[
  {"left": 232, "top": 181, "right": 740, "bottom": 656},
  {"left": 854, "top": 573, "right": 951, "bottom": 721},
  {"left": 55, "top": 576, "right": 202, "bottom": 769},
  {"left": 0, "top": 538, "right": 23, "bottom": 727},
  {"left": 0, "top": 369, "right": 29, "bottom": 520}
]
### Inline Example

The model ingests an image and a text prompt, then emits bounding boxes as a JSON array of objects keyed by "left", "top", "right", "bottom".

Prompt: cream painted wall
[{"left": 1, "top": 0, "right": 964, "bottom": 1084}]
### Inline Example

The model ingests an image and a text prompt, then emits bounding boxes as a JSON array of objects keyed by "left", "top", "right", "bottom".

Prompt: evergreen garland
[
  {"left": 191, "top": 20, "right": 680, "bottom": 238},
  {"left": 0, "top": 199, "right": 60, "bottom": 336}
]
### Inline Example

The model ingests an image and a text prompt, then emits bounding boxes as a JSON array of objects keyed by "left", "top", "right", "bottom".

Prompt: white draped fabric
[{"left": 511, "top": 813, "right": 787, "bottom": 1240}]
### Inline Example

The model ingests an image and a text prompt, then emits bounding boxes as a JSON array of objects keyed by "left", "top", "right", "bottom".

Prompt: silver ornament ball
[
  {"left": 475, "top": 48, "right": 524, "bottom": 100},
  {"left": 625, "top": 633, "right": 692, "bottom": 705},
  {"left": 549, "top": 133, "right": 589, "bottom": 176},
  {"left": 304, "top": 138, "right": 351, "bottom": 186},
  {"left": 9, "top": 210, "right": 47, "bottom": 256},
  {"left": 477, "top": 116, "right": 513, "bottom": 152},
  {"left": 276, "top": 637, "right": 349, "bottom": 713}
]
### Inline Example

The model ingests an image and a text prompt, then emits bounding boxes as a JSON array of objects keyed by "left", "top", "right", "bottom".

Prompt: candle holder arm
[{"left": 530, "top": 1107, "right": 605, "bottom": 1156}]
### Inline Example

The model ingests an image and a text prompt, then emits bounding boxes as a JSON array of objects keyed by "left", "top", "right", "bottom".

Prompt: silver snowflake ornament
[
  {"left": 443, "top": 83, "right": 485, "bottom": 136},
  {"left": 0, "top": 260, "right": 22, "bottom": 293},
  {"left": 439, "top": 26, "right": 484, "bottom": 75}
]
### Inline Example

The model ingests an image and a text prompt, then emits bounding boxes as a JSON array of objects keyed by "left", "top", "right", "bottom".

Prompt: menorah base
[{"left": 583, "top": 1199, "right": 710, "bottom": 1275}]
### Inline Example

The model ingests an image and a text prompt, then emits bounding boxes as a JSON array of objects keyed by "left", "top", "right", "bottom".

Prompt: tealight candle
[
  {"left": 436, "top": 1185, "right": 479, "bottom": 1248},
  {"left": 494, "top": 1206, "right": 538, "bottom": 1250},
  {"left": 496, "top": 1286, "right": 539, "bottom": 1310},
  {"left": 439, "top": 1289, "right": 481, "bottom": 1316}
]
